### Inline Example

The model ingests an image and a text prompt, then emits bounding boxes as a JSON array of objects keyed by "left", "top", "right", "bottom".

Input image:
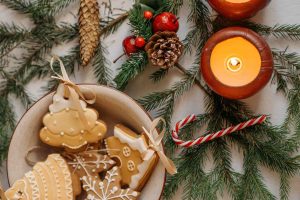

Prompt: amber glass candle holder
[
  {"left": 208, "top": 0, "right": 271, "bottom": 20},
  {"left": 201, "top": 27, "right": 273, "bottom": 99}
]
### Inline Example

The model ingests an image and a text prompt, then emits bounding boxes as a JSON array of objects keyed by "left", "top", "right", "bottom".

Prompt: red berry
[
  {"left": 123, "top": 36, "right": 138, "bottom": 55},
  {"left": 135, "top": 37, "right": 146, "bottom": 48},
  {"left": 144, "top": 10, "right": 153, "bottom": 19},
  {"left": 152, "top": 12, "right": 179, "bottom": 33}
]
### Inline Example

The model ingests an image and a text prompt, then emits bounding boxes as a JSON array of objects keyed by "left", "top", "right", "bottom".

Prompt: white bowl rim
[{"left": 6, "top": 84, "right": 166, "bottom": 199}]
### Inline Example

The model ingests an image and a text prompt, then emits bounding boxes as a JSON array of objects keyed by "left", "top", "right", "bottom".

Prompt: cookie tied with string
[
  {"left": 39, "top": 57, "right": 107, "bottom": 150},
  {"left": 105, "top": 124, "right": 159, "bottom": 191}
]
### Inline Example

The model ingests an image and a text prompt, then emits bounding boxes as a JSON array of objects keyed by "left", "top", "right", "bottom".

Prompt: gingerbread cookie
[
  {"left": 105, "top": 124, "right": 158, "bottom": 191},
  {"left": 40, "top": 84, "right": 107, "bottom": 150},
  {"left": 63, "top": 145, "right": 116, "bottom": 179},
  {"left": 5, "top": 154, "right": 81, "bottom": 200},
  {"left": 0, "top": 185, "right": 5, "bottom": 200},
  {"left": 82, "top": 166, "right": 139, "bottom": 200}
]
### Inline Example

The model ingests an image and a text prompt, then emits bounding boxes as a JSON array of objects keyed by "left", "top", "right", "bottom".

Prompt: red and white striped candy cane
[{"left": 172, "top": 114, "right": 267, "bottom": 148}]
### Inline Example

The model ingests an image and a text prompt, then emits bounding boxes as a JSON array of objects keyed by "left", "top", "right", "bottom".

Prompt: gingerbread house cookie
[
  {"left": 5, "top": 154, "right": 81, "bottom": 200},
  {"left": 40, "top": 84, "right": 107, "bottom": 150},
  {"left": 105, "top": 124, "right": 158, "bottom": 191}
]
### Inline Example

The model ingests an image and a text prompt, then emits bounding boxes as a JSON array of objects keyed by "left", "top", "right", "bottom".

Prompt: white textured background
[{"left": 0, "top": 0, "right": 300, "bottom": 199}]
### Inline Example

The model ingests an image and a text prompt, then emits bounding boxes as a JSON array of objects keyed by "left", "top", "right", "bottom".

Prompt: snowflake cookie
[
  {"left": 82, "top": 166, "right": 139, "bottom": 200},
  {"left": 39, "top": 84, "right": 107, "bottom": 150},
  {"left": 105, "top": 124, "right": 158, "bottom": 191},
  {"left": 63, "top": 145, "right": 116, "bottom": 179}
]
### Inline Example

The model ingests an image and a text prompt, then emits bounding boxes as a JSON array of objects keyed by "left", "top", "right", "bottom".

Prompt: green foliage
[
  {"left": 213, "top": 18, "right": 300, "bottom": 40},
  {"left": 114, "top": 51, "right": 148, "bottom": 90},
  {"left": 128, "top": 4, "right": 153, "bottom": 40}
]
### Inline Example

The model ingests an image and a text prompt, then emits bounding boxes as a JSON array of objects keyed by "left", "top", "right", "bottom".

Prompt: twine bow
[
  {"left": 142, "top": 118, "right": 177, "bottom": 175},
  {"left": 50, "top": 56, "right": 96, "bottom": 129}
]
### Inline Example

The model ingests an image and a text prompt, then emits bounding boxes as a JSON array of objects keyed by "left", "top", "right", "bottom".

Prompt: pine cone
[
  {"left": 145, "top": 31, "right": 183, "bottom": 69},
  {"left": 79, "top": 0, "right": 100, "bottom": 66}
]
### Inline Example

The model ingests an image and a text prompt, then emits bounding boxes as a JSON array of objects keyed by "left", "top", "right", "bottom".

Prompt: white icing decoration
[
  {"left": 51, "top": 154, "right": 73, "bottom": 200},
  {"left": 43, "top": 108, "right": 98, "bottom": 135},
  {"left": 127, "top": 160, "right": 135, "bottom": 172},
  {"left": 82, "top": 167, "right": 139, "bottom": 200},
  {"left": 129, "top": 158, "right": 152, "bottom": 189},
  {"left": 25, "top": 171, "right": 39, "bottom": 200},
  {"left": 114, "top": 126, "right": 149, "bottom": 154},
  {"left": 67, "top": 146, "right": 115, "bottom": 177},
  {"left": 49, "top": 84, "right": 87, "bottom": 113},
  {"left": 122, "top": 146, "right": 131, "bottom": 157}
]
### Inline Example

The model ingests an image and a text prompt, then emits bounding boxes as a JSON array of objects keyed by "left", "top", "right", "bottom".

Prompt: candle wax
[{"left": 210, "top": 37, "right": 261, "bottom": 87}]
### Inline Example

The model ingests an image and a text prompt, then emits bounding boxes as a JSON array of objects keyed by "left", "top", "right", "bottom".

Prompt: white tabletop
[{"left": 1, "top": 0, "right": 300, "bottom": 199}]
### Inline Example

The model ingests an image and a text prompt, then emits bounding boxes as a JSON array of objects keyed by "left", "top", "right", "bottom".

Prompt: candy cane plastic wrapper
[{"left": 172, "top": 114, "right": 267, "bottom": 148}]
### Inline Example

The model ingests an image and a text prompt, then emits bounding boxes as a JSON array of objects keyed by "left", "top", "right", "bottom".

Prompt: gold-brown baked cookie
[
  {"left": 5, "top": 154, "right": 81, "bottom": 200},
  {"left": 39, "top": 84, "right": 107, "bottom": 150},
  {"left": 63, "top": 145, "right": 116, "bottom": 179},
  {"left": 105, "top": 124, "right": 158, "bottom": 191},
  {"left": 81, "top": 166, "right": 139, "bottom": 200}
]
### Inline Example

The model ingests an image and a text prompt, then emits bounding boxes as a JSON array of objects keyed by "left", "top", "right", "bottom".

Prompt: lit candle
[
  {"left": 208, "top": 0, "right": 271, "bottom": 20},
  {"left": 201, "top": 27, "right": 273, "bottom": 99}
]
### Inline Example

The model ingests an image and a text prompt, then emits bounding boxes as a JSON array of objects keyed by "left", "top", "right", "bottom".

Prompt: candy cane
[{"left": 172, "top": 114, "right": 267, "bottom": 148}]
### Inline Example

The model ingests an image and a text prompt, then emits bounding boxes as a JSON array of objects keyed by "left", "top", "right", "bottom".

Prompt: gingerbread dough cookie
[
  {"left": 40, "top": 84, "right": 107, "bottom": 150},
  {"left": 63, "top": 145, "right": 116, "bottom": 179},
  {"left": 82, "top": 166, "right": 139, "bottom": 200},
  {"left": 5, "top": 154, "right": 81, "bottom": 200},
  {"left": 105, "top": 124, "right": 158, "bottom": 191}
]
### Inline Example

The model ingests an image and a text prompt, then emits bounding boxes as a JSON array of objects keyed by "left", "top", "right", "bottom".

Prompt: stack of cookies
[{"left": 4, "top": 84, "right": 159, "bottom": 200}]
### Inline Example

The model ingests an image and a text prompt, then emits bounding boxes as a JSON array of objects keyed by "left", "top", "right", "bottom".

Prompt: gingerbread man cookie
[
  {"left": 63, "top": 145, "right": 116, "bottom": 179},
  {"left": 40, "top": 84, "right": 107, "bottom": 150},
  {"left": 105, "top": 124, "right": 158, "bottom": 191},
  {"left": 82, "top": 166, "right": 139, "bottom": 200},
  {"left": 5, "top": 154, "right": 81, "bottom": 200}
]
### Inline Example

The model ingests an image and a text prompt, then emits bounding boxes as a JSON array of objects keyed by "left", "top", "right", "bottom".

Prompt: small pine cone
[
  {"left": 145, "top": 31, "right": 183, "bottom": 69},
  {"left": 79, "top": 0, "right": 100, "bottom": 66}
]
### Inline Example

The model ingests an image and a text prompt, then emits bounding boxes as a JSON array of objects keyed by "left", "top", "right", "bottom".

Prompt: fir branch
[
  {"left": 150, "top": 68, "right": 169, "bottom": 82},
  {"left": 164, "top": 0, "right": 184, "bottom": 14},
  {"left": 0, "top": 0, "right": 33, "bottom": 14},
  {"left": 213, "top": 18, "right": 300, "bottom": 40},
  {"left": 183, "top": 0, "right": 212, "bottom": 54},
  {"left": 237, "top": 149, "right": 276, "bottom": 200},
  {"left": 48, "top": 0, "right": 78, "bottom": 16},
  {"left": 128, "top": 5, "right": 152, "bottom": 40},
  {"left": 114, "top": 51, "right": 148, "bottom": 90},
  {"left": 0, "top": 23, "right": 29, "bottom": 57},
  {"left": 0, "top": 95, "right": 15, "bottom": 165},
  {"left": 100, "top": 12, "right": 129, "bottom": 38},
  {"left": 92, "top": 44, "right": 113, "bottom": 85}
]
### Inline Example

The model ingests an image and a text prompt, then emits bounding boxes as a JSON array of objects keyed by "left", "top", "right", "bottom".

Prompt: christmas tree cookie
[
  {"left": 40, "top": 84, "right": 107, "bottom": 150},
  {"left": 105, "top": 124, "right": 158, "bottom": 191},
  {"left": 82, "top": 166, "right": 139, "bottom": 200},
  {"left": 5, "top": 154, "right": 81, "bottom": 200}
]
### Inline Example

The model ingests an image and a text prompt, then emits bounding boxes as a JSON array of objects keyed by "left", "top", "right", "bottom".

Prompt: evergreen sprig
[{"left": 114, "top": 51, "right": 148, "bottom": 90}]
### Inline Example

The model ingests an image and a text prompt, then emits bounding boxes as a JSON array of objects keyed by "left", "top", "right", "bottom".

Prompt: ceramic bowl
[{"left": 7, "top": 85, "right": 165, "bottom": 200}]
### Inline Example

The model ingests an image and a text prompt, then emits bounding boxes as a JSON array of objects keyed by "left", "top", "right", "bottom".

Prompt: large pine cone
[
  {"left": 145, "top": 31, "right": 183, "bottom": 69},
  {"left": 79, "top": 0, "right": 100, "bottom": 66}
]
